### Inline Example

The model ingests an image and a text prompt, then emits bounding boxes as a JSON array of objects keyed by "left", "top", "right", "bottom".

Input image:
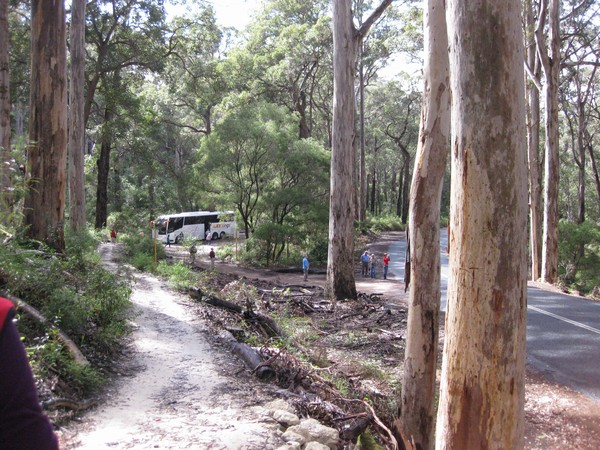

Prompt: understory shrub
[
  {"left": 121, "top": 233, "right": 166, "bottom": 271},
  {"left": 155, "top": 261, "right": 201, "bottom": 290},
  {"left": 558, "top": 220, "right": 600, "bottom": 294},
  {"left": 0, "top": 227, "right": 132, "bottom": 395},
  {"left": 367, "top": 214, "right": 405, "bottom": 232}
]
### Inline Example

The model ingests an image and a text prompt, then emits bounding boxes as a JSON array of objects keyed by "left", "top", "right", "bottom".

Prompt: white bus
[{"left": 152, "top": 211, "right": 236, "bottom": 244}]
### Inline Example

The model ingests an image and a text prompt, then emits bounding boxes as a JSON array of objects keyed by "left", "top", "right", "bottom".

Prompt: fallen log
[
  {"left": 190, "top": 287, "right": 243, "bottom": 314},
  {"left": 340, "top": 415, "right": 372, "bottom": 442},
  {"left": 217, "top": 330, "right": 275, "bottom": 380},
  {"left": 1, "top": 292, "right": 90, "bottom": 367}
]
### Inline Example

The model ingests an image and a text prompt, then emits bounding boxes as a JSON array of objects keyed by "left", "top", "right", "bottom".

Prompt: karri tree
[
  {"left": 396, "top": 0, "right": 449, "bottom": 448},
  {"left": 24, "top": 0, "right": 68, "bottom": 251},
  {"left": 436, "top": 0, "right": 528, "bottom": 448},
  {"left": 327, "top": 0, "right": 392, "bottom": 300},
  {"left": 0, "top": 0, "right": 12, "bottom": 223},
  {"left": 68, "top": 0, "right": 86, "bottom": 231}
]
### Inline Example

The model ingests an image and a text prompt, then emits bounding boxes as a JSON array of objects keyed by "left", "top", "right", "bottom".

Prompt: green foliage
[
  {"left": 155, "top": 261, "right": 200, "bottom": 290},
  {"left": 121, "top": 233, "right": 165, "bottom": 271},
  {"left": 0, "top": 229, "right": 132, "bottom": 395},
  {"left": 367, "top": 214, "right": 406, "bottom": 232},
  {"left": 26, "top": 329, "right": 104, "bottom": 396},
  {"left": 356, "top": 431, "right": 386, "bottom": 450},
  {"left": 558, "top": 220, "right": 600, "bottom": 293}
]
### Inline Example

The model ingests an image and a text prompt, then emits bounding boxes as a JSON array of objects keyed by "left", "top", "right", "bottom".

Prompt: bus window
[
  {"left": 168, "top": 217, "right": 183, "bottom": 233},
  {"left": 185, "top": 215, "right": 203, "bottom": 225},
  {"left": 156, "top": 218, "right": 168, "bottom": 235}
]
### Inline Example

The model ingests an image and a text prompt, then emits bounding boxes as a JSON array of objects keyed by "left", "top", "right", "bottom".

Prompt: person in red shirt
[
  {"left": 0, "top": 297, "right": 59, "bottom": 449},
  {"left": 383, "top": 252, "right": 391, "bottom": 280}
]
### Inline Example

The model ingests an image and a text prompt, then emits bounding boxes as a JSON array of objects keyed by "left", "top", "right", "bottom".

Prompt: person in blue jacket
[
  {"left": 302, "top": 255, "right": 310, "bottom": 281},
  {"left": 0, "top": 296, "right": 59, "bottom": 449}
]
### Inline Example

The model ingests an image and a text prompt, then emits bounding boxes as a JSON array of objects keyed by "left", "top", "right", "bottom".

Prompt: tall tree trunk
[
  {"left": 396, "top": 168, "right": 403, "bottom": 216},
  {"left": 94, "top": 108, "right": 112, "bottom": 229},
  {"left": 0, "top": 0, "right": 12, "bottom": 223},
  {"left": 525, "top": 0, "right": 543, "bottom": 281},
  {"left": 370, "top": 165, "right": 376, "bottom": 214},
  {"left": 436, "top": 1, "right": 528, "bottom": 448},
  {"left": 327, "top": 0, "right": 358, "bottom": 300},
  {"left": 400, "top": 147, "right": 410, "bottom": 224},
  {"left": 589, "top": 144, "right": 600, "bottom": 210},
  {"left": 25, "top": 0, "right": 68, "bottom": 251},
  {"left": 358, "top": 42, "right": 367, "bottom": 223},
  {"left": 69, "top": 0, "right": 87, "bottom": 231},
  {"left": 576, "top": 98, "right": 586, "bottom": 224},
  {"left": 326, "top": 0, "right": 392, "bottom": 300},
  {"left": 395, "top": 1, "right": 450, "bottom": 448},
  {"left": 538, "top": 0, "right": 560, "bottom": 284}
]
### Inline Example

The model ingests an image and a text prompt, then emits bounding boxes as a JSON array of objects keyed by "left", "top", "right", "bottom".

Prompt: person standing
[
  {"left": 361, "top": 250, "right": 370, "bottom": 277},
  {"left": 209, "top": 247, "right": 216, "bottom": 270},
  {"left": 370, "top": 253, "right": 377, "bottom": 279},
  {"left": 0, "top": 297, "right": 59, "bottom": 449},
  {"left": 205, "top": 229, "right": 212, "bottom": 245},
  {"left": 189, "top": 243, "right": 197, "bottom": 264},
  {"left": 110, "top": 228, "right": 117, "bottom": 243},
  {"left": 382, "top": 252, "right": 390, "bottom": 280},
  {"left": 302, "top": 254, "right": 310, "bottom": 281}
]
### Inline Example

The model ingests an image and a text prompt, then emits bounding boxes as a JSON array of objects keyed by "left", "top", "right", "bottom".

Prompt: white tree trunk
[
  {"left": 396, "top": 1, "right": 449, "bottom": 448},
  {"left": 540, "top": 0, "right": 560, "bottom": 284},
  {"left": 326, "top": 0, "right": 392, "bottom": 300},
  {"left": 525, "top": 0, "right": 543, "bottom": 281},
  {"left": 69, "top": 0, "right": 87, "bottom": 231},
  {"left": 0, "top": 0, "right": 12, "bottom": 223},
  {"left": 436, "top": 1, "right": 528, "bottom": 448},
  {"left": 326, "top": 0, "right": 358, "bottom": 300}
]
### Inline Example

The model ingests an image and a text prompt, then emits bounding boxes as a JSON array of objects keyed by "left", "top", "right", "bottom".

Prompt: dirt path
[
  {"left": 59, "top": 237, "right": 600, "bottom": 449},
  {"left": 60, "top": 244, "right": 284, "bottom": 449}
]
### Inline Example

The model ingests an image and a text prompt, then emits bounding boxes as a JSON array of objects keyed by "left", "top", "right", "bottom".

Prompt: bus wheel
[
  {"left": 212, "top": 232, "right": 218, "bottom": 241},
  {"left": 220, "top": 232, "right": 226, "bottom": 239}
]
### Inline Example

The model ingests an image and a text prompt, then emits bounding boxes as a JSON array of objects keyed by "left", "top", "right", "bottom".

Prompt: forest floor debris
[{"left": 54, "top": 232, "right": 600, "bottom": 448}]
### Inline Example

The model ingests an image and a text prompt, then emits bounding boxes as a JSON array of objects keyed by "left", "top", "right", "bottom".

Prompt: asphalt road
[{"left": 386, "top": 229, "right": 600, "bottom": 403}]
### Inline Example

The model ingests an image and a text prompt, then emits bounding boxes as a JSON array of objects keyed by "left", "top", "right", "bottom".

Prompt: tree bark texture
[
  {"left": 539, "top": 0, "right": 560, "bottom": 284},
  {"left": 326, "top": 0, "right": 358, "bottom": 300},
  {"left": 25, "top": 0, "right": 68, "bottom": 251},
  {"left": 396, "top": 1, "right": 450, "bottom": 449},
  {"left": 326, "top": 0, "right": 392, "bottom": 301},
  {"left": 525, "top": 0, "right": 542, "bottom": 281},
  {"left": 94, "top": 108, "right": 112, "bottom": 229},
  {"left": 0, "top": 0, "right": 12, "bottom": 223},
  {"left": 437, "top": 1, "right": 528, "bottom": 449},
  {"left": 69, "top": 0, "right": 87, "bottom": 231}
]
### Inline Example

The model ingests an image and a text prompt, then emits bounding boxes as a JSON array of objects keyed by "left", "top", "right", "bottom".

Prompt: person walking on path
[
  {"left": 370, "top": 253, "right": 377, "bottom": 279},
  {"left": 361, "top": 250, "right": 370, "bottom": 277},
  {"left": 110, "top": 228, "right": 117, "bottom": 244},
  {"left": 382, "top": 253, "right": 390, "bottom": 280},
  {"left": 209, "top": 247, "right": 216, "bottom": 270},
  {"left": 302, "top": 255, "right": 310, "bottom": 281},
  {"left": 206, "top": 229, "right": 212, "bottom": 245},
  {"left": 166, "top": 234, "right": 171, "bottom": 247}
]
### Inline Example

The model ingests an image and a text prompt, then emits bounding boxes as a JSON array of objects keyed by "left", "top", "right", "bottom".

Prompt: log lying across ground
[
  {"left": 1, "top": 292, "right": 90, "bottom": 366},
  {"left": 190, "top": 288, "right": 279, "bottom": 379}
]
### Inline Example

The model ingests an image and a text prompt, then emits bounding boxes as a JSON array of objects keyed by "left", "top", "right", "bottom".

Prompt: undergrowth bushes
[
  {"left": 558, "top": 220, "right": 600, "bottom": 295},
  {"left": 0, "top": 227, "right": 132, "bottom": 396}
]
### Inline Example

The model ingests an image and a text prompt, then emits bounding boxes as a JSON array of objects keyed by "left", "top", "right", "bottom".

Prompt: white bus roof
[{"left": 156, "top": 211, "right": 234, "bottom": 219}]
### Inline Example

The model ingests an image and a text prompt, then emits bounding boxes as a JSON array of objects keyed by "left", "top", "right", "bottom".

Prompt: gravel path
[{"left": 61, "top": 244, "right": 284, "bottom": 449}]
